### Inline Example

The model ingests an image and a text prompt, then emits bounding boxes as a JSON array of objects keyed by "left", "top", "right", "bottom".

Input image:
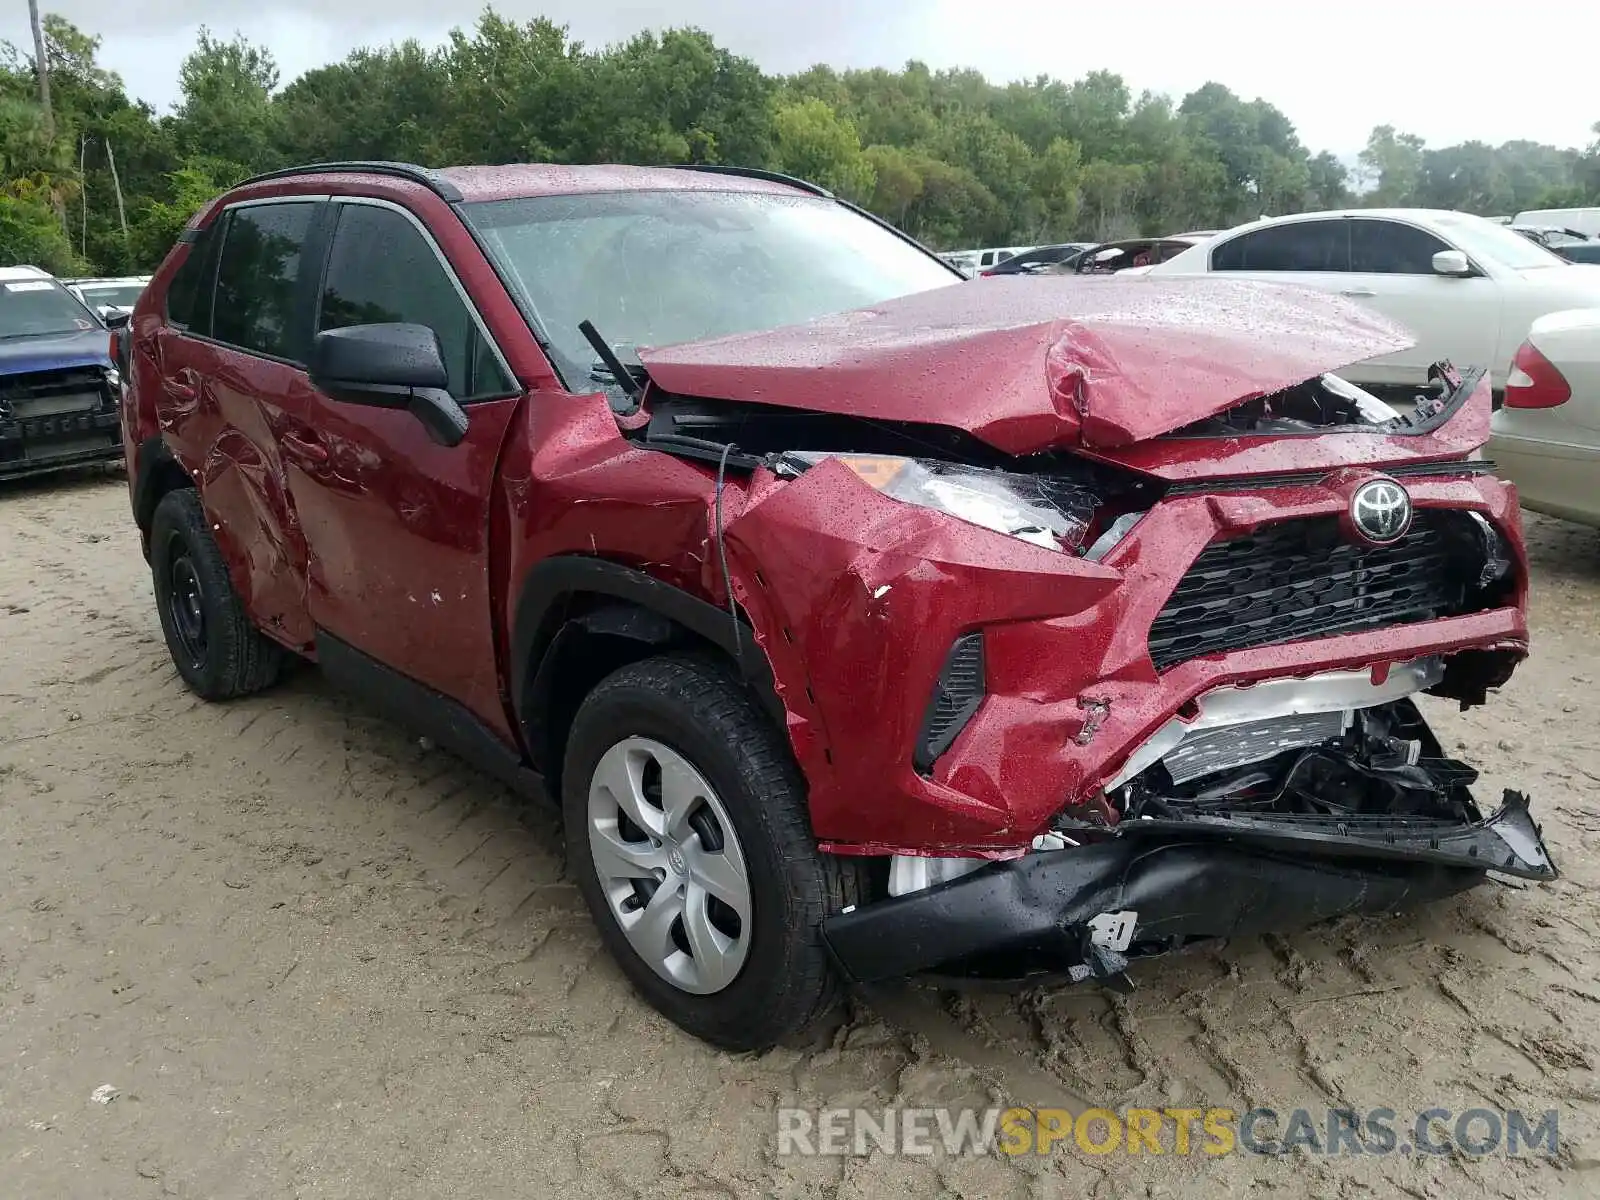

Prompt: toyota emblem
[{"left": 1350, "top": 479, "right": 1412, "bottom": 544}]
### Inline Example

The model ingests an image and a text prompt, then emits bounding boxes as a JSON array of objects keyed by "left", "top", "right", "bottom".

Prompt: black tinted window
[
  {"left": 211, "top": 203, "right": 315, "bottom": 359},
  {"left": 1211, "top": 221, "right": 1348, "bottom": 272},
  {"left": 165, "top": 223, "right": 220, "bottom": 333},
  {"left": 1349, "top": 220, "right": 1451, "bottom": 273},
  {"left": 318, "top": 204, "right": 511, "bottom": 401}
]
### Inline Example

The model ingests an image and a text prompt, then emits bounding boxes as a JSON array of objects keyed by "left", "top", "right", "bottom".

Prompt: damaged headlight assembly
[{"left": 773, "top": 451, "right": 1102, "bottom": 552}]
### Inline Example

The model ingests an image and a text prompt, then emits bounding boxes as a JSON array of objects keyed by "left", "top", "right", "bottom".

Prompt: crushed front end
[
  {"left": 628, "top": 280, "right": 1558, "bottom": 987},
  {"left": 0, "top": 362, "right": 123, "bottom": 480},
  {"left": 723, "top": 383, "right": 1553, "bottom": 986}
]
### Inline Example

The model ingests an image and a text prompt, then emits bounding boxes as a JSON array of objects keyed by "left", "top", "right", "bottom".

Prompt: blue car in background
[{"left": 0, "top": 265, "right": 123, "bottom": 482}]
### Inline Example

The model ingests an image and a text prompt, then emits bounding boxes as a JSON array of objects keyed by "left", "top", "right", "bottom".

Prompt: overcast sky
[{"left": 2, "top": 0, "right": 1593, "bottom": 159}]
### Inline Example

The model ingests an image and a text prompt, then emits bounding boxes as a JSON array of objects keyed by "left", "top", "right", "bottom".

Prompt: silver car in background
[{"left": 65, "top": 276, "right": 151, "bottom": 322}]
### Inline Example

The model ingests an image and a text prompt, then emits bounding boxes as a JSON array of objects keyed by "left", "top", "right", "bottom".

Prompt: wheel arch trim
[{"left": 509, "top": 557, "right": 786, "bottom": 770}]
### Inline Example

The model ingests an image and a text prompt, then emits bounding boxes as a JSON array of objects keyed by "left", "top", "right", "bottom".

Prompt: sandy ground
[{"left": 2, "top": 469, "right": 1599, "bottom": 1199}]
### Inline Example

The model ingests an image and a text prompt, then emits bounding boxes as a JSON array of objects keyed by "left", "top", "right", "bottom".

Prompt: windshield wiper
[{"left": 578, "top": 319, "right": 646, "bottom": 409}]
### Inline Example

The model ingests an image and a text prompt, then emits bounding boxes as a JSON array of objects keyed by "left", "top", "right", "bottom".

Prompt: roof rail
[
  {"left": 233, "top": 160, "right": 464, "bottom": 204},
  {"left": 670, "top": 163, "right": 833, "bottom": 199}
]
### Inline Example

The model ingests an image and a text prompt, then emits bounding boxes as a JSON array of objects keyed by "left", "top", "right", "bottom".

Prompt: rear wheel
[
  {"left": 150, "top": 488, "right": 284, "bottom": 701},
  {"left": 563, "top": 653, "right": 863, "bottom": 1051}
]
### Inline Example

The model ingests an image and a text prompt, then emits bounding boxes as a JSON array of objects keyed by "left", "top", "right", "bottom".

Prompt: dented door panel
[{"left": 160, "top": 336, "right": 313, "bottom": 649}]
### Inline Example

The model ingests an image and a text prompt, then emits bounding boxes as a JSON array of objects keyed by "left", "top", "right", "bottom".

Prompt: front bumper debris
[{"left": 822, "top": 792, "right": 1554, "bottom": 985}]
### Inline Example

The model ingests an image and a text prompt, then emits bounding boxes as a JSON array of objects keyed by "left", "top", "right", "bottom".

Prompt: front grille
[
  {"left": 1148, "top": 512, "right": 1495, "bottom": 670},
  {"left": 0, "top": 367, "right": 111, "bottom": 420}
]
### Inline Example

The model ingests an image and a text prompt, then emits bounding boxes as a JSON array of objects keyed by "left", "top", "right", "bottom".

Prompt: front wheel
[
  {"left": 563, "top": 653, "right": 863, "bottom": 1051},
  {"left": 149, "top": 488, "right": 284, "bottom": 701}
]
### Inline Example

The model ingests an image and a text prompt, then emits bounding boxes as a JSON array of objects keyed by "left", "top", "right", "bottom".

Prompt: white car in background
[
  {"left": 1146, "top": 210, "right": 1600, "bottom": 395},
  {"left": 66, "top": 276, "right": 150, "bottom": 322},
  {"left": 1489, "top": 309, "right": 1600, "bottom": 528}
]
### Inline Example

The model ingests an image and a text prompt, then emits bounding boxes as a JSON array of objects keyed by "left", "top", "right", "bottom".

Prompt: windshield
[
  {"left": 0, "top": 279, "right": 100, "bottom": 338},
  {"left": 464, "top": 191, "right": 958, "bottom": 383},
  {"left": 1435, "top": 213, "right": 1568, "bottom": 270},
  {"left": 80, "top": 284, "right": 145, "bottom": 308}
]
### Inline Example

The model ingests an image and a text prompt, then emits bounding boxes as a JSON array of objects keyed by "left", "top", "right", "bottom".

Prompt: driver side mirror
[
  {"left": 1432, "top": 249, "right": 1472, "bottom": 277},
  {"left": 101, "top": 310, "right": 130, "bottom": 330},
  {"left": 308, "top": 323, "right": 468, "bottom": 448}
]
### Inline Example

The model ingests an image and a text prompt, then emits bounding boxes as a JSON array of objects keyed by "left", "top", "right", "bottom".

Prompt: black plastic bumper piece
[{"left": 822, "top": 797, "right": 1553, "bottom": 985}]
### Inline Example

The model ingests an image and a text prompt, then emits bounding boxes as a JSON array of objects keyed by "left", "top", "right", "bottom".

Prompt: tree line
[{"left": 3, "top": 11, "right": 1598, "bottom": 278}]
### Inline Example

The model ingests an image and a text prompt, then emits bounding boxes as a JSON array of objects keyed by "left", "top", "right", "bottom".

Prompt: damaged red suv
[{"left": 119, "top": 161, "right": 1555, "bottom": 1051}]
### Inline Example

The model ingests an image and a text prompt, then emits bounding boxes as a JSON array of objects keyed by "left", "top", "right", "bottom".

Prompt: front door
[
  {"left": 1344, "top": 218, "right": 1502, "bottom": 386},
  {"left": 277, "top": 199, "right": 524, "bottom": 739}
]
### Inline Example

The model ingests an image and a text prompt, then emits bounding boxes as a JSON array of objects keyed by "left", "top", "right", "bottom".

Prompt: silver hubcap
[{"left": 586, "top": 737, "right": 753, "bottom": 995}]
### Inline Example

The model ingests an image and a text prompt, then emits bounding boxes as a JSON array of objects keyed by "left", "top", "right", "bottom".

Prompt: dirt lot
[{"left": 2, "top": 471, "right": 1599, "bottom": 1199}]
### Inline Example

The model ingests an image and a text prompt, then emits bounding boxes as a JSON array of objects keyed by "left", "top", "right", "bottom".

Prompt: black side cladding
[{"left": 914, "top": 633, "right": 986, "bottom": 774}]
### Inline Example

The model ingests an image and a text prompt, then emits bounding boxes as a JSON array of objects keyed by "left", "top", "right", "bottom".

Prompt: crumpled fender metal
[
  {"left": 723, "top": 456, "right": 1122, "bottom": 849},
  {"left": 192, "top": 428, "right": 313, "bottom": 649}
]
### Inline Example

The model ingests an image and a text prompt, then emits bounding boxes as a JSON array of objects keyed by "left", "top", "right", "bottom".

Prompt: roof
[
  {"left": 437, "top": 164, "right": 815, "bottom": 204},
  {"left": 233, "top": 162, "right": 813, "bottom": 205},
  {"left": 68, "top": 276, "right": 152, "bottom": 286},
  {"left": 1238, "top": 207, "right": 1476, "bottom": 226},
  {"left": 0, "top": 265, "right": 52, "bottom": 281}
]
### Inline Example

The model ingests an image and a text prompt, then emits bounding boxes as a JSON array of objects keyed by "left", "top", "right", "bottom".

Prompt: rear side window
[
  {"left": 316, "top": 203, "right": 512, "bottom": 401},
  {"left": 1349, "top": 220, "right": 1450, "bottom": 273},
  {"left": 165, "top": 224, "right": 221, "bottom": 334},
  {"left": 211, "top": 202, "right": 317, "bottom": 361},
  {"left": 1211, "top": 221, "right": 1349, "bottom": 272}
]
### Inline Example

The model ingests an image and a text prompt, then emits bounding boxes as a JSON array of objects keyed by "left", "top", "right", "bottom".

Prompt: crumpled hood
[
  {"left": 0, "top": 328, "right": 112, "bottom": 376},
  {"left": 637, "top": 276, "right": 1414, "bottom": 453}
]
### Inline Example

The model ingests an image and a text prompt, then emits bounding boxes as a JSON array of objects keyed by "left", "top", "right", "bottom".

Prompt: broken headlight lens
[{"left": 774, "top": 452, "right": 1096, "bottom": 551}]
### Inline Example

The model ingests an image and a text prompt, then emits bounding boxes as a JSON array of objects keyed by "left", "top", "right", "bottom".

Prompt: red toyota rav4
[{"left": 119, "top": 161, "right": 1554, "bottom": 1050}]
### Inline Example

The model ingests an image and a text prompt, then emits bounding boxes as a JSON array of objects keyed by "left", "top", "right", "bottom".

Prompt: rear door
[
  {"left": 1206, "top": 218, "right": 1351, "bottom": 290},
  {"left": 1345, "top": 217, "right": 1501, "bottom": 385},
  {"left": 279, "top": 198, "right": 523, "bottom": 736},
  {"left": 155, "top": 198, "right": 322, "bottom": 648},
  {"left": 1204, "top": 218, "right": 1435, "bottom": 387}
]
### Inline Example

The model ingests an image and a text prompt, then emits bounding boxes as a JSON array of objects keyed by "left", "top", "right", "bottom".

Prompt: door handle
[
  {"left": 1340, "top": 288, "right": 1376, "bottom": 297},
  {"left": 281, "top": 431, "right": 329, "bottom": 467}
]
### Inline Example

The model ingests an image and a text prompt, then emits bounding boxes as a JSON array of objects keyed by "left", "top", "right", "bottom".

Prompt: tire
[
  {"left": 562, "top": 652, "right": 864, "bottom": 1052},
  {"left": 149, "top": 488, "right": 284, "bottom": 701}
]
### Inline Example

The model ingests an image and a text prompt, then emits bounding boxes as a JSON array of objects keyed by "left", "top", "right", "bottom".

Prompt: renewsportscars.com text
[{"left": 775, "top": 1105, "right": 1561, "bottom": 1158}]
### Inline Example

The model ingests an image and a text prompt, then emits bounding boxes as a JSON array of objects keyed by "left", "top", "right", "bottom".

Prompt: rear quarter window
[{"left": 165, "top": 225, "right": 221, "bottom": 333}]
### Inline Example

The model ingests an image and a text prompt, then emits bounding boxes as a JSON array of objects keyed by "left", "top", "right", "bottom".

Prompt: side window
[
  {"left": 317, "top": 204, "right": 512, "bottom": 401},
  {"left": 165, "top": 222, "right": 221, "bottom": 335},
  {"left": 211, "top": 202, "right": 316, "bottom": 360},
  {"left": 1210, "top": 221, "right": 1349, "bottom": 272},
  {"left": 1349, "top": 220, "right": 1451, "bottom": 274}
]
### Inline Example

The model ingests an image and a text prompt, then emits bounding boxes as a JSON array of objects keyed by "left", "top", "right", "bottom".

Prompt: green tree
[
  {"left": 1358, "top": 125, "right": 1425, "bottom": 205},
  {"left": 170, "top": 29, "right": 282, "bottom": 181},
  {"left": 3, "top": 9, "right": 1597, "bottom": 272},
  {"left": 128, "top": 163, "right": 220, "bottom": 269},
  {"left": 862, "top": 143, "right": 923, "bottom": 225},
  {"left": 769, "top": 97, "right": 874, "bottom": 201}
]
